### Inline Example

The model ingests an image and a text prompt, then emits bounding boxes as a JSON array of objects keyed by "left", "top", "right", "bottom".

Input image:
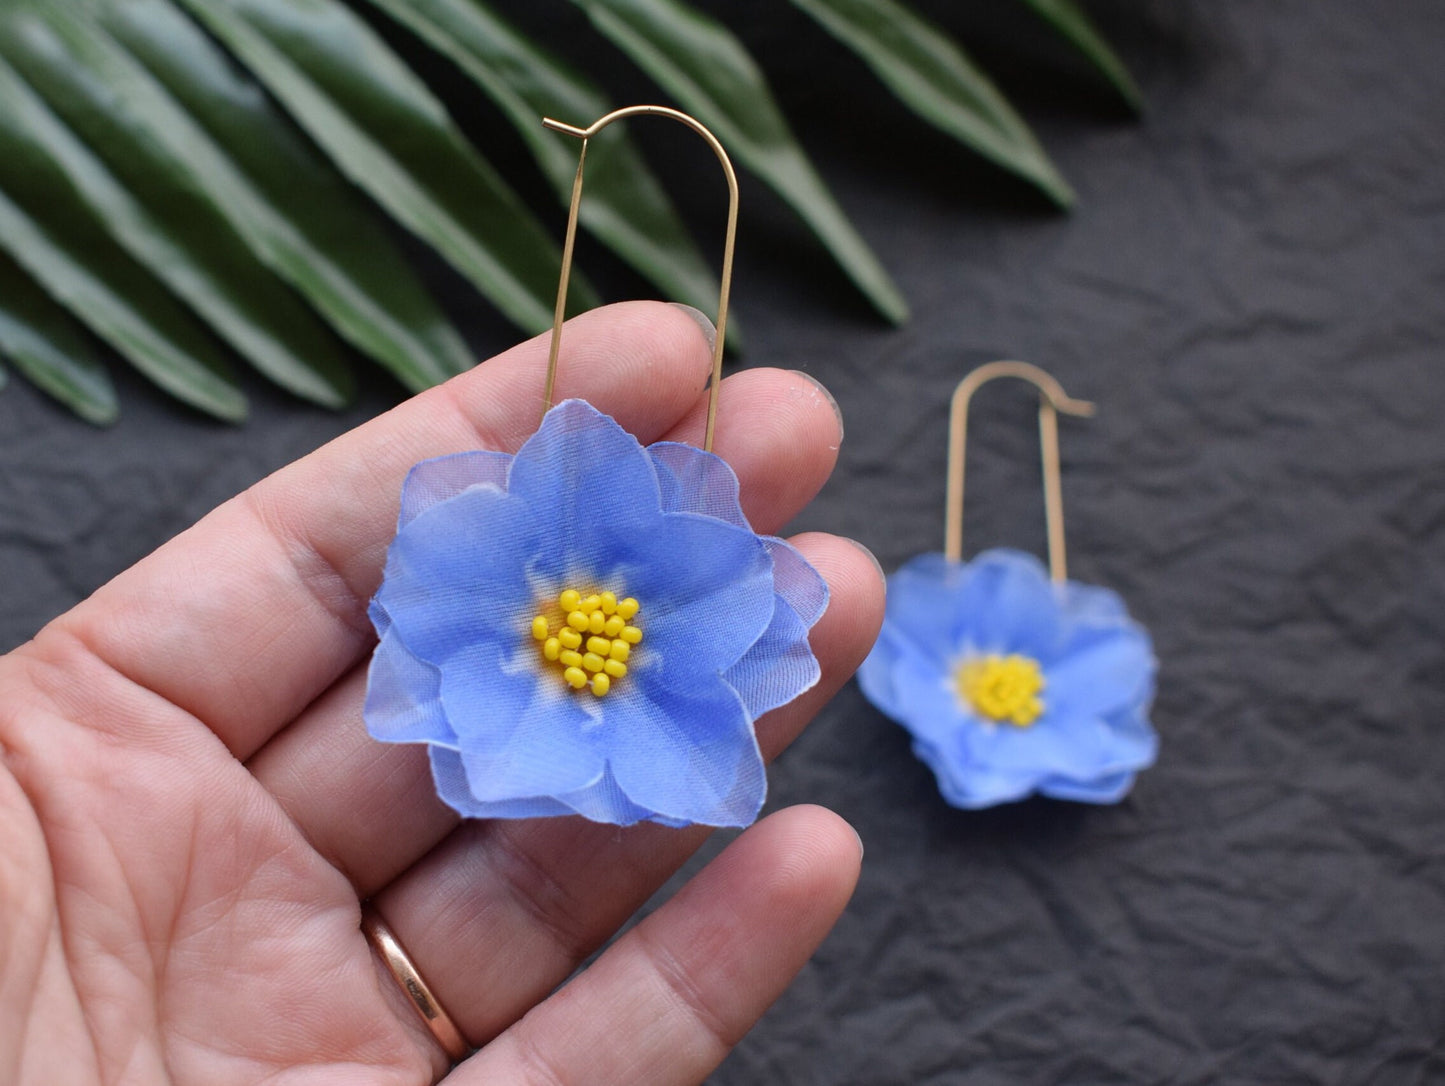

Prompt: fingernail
[
  {"left": 847, "top": 537, "right": 885, "bottom": 592},
  {"left": 788, "top": 369, "right": 844, "bottom": 445},
  {"left": 852, "top": 825, "right": 866, "bottom": 861},
  {"left": 668, "top": 303, "right": 717, "bottom": 355}
]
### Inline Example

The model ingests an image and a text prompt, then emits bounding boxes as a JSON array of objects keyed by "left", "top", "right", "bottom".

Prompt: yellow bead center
[
  {"left": 530, "top": 588, "right": 642, "bottom": 698},
  {"left": 955, "top": 654, "right": 1046, "bottom": 726}
]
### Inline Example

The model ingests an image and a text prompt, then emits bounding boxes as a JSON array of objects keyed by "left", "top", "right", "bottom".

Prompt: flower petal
[
  {"left": 627, "top": 513, "right": 776, "bottom": 685},
  {"left": 1037, "top": 769, "right": 1140, "bottom": 804},
  {"left": 429, "top": 747, "right": 584, "bottom": 820},
  {"left": 1096, "top": 704, "right": 1160, "bottom": 774},
  {"left": 1046, "top": 623, "right": 1156, "bottom": 721},
  {"left": 954, "top": 549, "right": 1063, "bottom": 658},
  {"left": 958, "top": 706, "right": 1149, "bottom": 781},
  {"left": 855, "top": 625, "right": 903, "bottom": 718},
  {"left": 439, "top": 644, "right": 606, "bottom": 802},
  {"left": 553, "top": 766, "right": 660, "bottom": 826},
  {"left": 506, "top": 400, "right": 663, "bottom": 544},
  {"left": 368, "top": 596, "right": 394, "bottom": 640},
  {"left": 608, "top": 679, "right": 765, "bottom": 827},
  {"left": 875, "top": 550, "right": 1061, "bottom": 664},
  {"left": 399, "top": 450, "right": 513, "bottom": 529},
  {"left": 911, "top": 737, "right": 1042, "bottom": 808},
  {"left": 861, "top": 629, "right": 965, "bottom": 750},
  {"left": 765, "top": 536, "right": 829, "bottom": 628},
  {"left": 724, "top": 596, "right": 821, "bottom": 720},
  {"left": 378, "top": 484, "right": 538, "bottom": 665},
  {"left": 875, "top": 553, "right": 972, "bottom": 666},
  {"left": 364, "top": 626, "right": 455, "bottom": 745},
  {"left": 647, "top": 441, "right": 748, "bottom": 527},
  {"left": 1060, "top": 579, "right": 1131, "bottom": 627}
]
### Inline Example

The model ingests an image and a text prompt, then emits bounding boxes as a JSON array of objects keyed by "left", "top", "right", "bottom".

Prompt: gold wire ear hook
[
  {"left": 944, "top": 361, "right": 1096, "bottom": 583},
  {"left": 540, "top": 105, "right": 738, "bottom": 453}
]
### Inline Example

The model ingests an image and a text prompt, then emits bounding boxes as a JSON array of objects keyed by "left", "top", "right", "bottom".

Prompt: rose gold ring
[{"left": 361, "top": 905, "right": 471, "bottom": 1063}]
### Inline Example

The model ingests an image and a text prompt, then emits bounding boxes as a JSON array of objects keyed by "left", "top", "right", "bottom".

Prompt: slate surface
[{"left": 2, "top": 1, "right": 1443, "bottom": 1082}]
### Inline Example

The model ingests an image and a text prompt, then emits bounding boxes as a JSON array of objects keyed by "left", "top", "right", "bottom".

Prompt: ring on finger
[{"left": 361, "top": 904, "right": 471, "bottom": 1063}]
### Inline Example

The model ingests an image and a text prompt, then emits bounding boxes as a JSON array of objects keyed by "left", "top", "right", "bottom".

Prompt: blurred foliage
[{"left": 0, "top": 0, "right": 1138, "bottom": 423}]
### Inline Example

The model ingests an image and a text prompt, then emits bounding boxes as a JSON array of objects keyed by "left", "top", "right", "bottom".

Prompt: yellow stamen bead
[{"left": 532, "top": 586, "right": 642, "bottom": 697}]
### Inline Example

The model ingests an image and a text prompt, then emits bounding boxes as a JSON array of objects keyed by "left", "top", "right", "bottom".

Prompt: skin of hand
[{"left": 0, "top": 302, "right": 886, "bottom": 1086}]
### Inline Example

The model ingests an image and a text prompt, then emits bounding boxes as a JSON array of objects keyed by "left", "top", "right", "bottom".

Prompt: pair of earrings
[{"left": 362, "top": 106, "right": 1155, "bottom": 832}]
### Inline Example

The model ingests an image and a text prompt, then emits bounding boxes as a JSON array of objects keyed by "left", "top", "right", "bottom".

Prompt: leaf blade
[
  {"left": 0, "top": 34, "right": 244, "bottom": 421},
  {"left": 574, "top": 0, "right": 909, "bottom": 324},
  {"left": 67, "top": 0, "right": 474, "bottom": 393},
  {"left": 1018, "top": 0, "right": 1143, "bottom": 113},
  {"left": 789, "top": 0, "right": 1073, "bottom": 207},
  {"left": 0, "top": 248, "right": 117, "bottom": 425},
  {"left": 0, "top": 175, "right": 245, "bottom": 421},
  {"left": 362, "top": 0, "right": 733, "bottom": 337},
  {"left": 0, "top": 7, "right": 354, "bottom": 408},
  {"left": 176, "top": 0, "right": 594, "bottom": 334}
]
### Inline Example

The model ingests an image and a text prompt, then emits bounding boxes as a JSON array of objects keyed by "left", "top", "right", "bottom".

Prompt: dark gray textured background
[{"left": 3, "top": 1, "right": 1443, "bottom": 1081}]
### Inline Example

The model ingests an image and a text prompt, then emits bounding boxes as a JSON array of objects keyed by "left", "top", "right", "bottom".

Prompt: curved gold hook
[
  {"left": 540, "top": 105, "right": 738, "bottom": 453},
  {"left": 945, "top": 361, "right": 1095, "bottom": 582}
]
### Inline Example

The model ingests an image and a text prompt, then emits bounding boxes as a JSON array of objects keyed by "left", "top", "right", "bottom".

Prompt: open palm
[{"left": 0, "top": 303, "right": 884, "bottom": 1085}]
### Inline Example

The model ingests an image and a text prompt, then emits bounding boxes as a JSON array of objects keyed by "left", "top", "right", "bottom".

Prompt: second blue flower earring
[
  {"left": 363, "top": 108, "right": 827, "bottom": 830},
  {"left": 858, "top": 362, "right": 1158, "bottom": 808}
]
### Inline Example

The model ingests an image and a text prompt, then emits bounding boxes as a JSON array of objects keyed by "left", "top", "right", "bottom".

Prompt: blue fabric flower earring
[
  {"left": 363, "top": 107, "right": 826, "bottom": 829},
  {"left": 858, "top": 362, "right": 1158, "bottom": 808}
]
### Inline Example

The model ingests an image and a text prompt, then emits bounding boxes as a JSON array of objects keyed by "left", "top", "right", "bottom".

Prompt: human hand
[{"left": 0, "top": 302, "right": 885, "bottom": 1085}]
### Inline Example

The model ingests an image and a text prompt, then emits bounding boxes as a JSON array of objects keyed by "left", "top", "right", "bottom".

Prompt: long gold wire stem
[
  {"left": 542, "top": 140, "right": 589, "bottom": 418},
  {"left": 541, "top": 105, "right": 739, "bottom": 453},
  {"left": 944, "top": 361, "right": 1095, "bottom": 583}
]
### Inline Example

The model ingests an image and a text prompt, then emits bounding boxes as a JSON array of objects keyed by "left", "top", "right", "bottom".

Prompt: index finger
[{"left": 36, "top": 302, "right": 718, "bottom": 758}]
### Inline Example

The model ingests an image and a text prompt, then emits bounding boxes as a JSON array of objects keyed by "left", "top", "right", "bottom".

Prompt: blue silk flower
[
  {"left": 364, "top": 399, "right": 828, "bottom": 828},
  {"left": 858, "top": 549, "right": 1157, "bottom": 808}
]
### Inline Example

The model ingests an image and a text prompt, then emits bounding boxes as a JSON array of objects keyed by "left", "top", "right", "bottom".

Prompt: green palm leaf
[
  {"left": 0, "top": 7, "right": 353, "bottom": 408},
  {"left": 0, "top": 57, "right": 244, "bottom": 421},
  {"left": 49, "top": 0, "right": 474, "bottom": 394},
  {"left": 175, "top": 0, "right": 595, "bottom": 334},
  {"left": 573, "top": 0, "right": 909, "bottom": 325},
  {"left": 1019, "top": 0, "right": 1143, "bottom": 112},
  {"left": 0, "top": 0, "right": 1140, "bottom": 423},
  {"left": 0, "top": 250, "right": 117, "bottom": 425},
  {"left": 790, "top": 0, "right": 1073, "bottom": 207},
  {"left": 361, "top": 0, "right": 733, "bottom": 339}
]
